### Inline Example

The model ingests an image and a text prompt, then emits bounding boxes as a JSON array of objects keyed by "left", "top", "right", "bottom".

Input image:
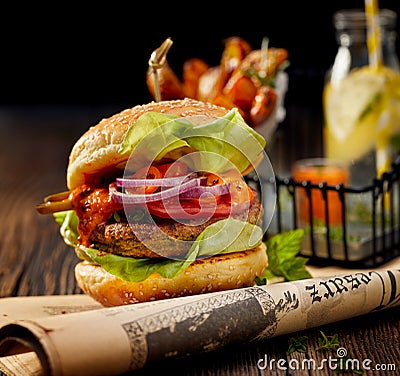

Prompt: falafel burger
[{"left": 36, "top": 98, "right": 275, "bottom": 307}]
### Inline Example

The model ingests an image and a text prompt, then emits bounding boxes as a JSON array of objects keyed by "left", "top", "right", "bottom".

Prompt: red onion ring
[
  {"left": 179, "top": 183, "right": 230, "bottom": 199},
  {"left": 116, "top": 173, "right": 197, "bottom": 188},
  {"left": 110, "top": 177, "right": 205, "bottom": 204}
]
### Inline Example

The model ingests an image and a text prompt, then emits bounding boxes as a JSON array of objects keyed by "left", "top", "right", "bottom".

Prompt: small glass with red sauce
[{"left": 292, "top": 158, "right": 349, "bottom": 227}]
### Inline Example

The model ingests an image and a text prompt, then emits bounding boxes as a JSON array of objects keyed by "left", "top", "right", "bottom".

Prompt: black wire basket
[{"left": 261, "top": 156, "right": 400, "bottom": 269}]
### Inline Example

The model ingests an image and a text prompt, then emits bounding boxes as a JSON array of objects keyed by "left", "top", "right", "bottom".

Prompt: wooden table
[{"left": 0, "top": 104, "right": 399, "bottom": 375}]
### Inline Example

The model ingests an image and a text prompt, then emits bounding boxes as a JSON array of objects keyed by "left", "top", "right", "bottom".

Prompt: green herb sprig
[
  {"left": 288, "top": 335, "right": 308, "bottom": 354},
  {"left": 316, "top": 331, "right": 340, "bottom": 351},
  {"left": 255, "top": 228, "right": 312, "bottom": 284}
]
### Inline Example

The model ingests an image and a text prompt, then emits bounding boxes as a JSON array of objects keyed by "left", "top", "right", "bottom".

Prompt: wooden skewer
[
  {"left": 36, "top": 191, "right": 73, "bottom": 215},
  {"left": 148, "top": 38, "right": 173, "bottom": 102},
  {"left": 44, "top": 190, "right": 71, "bottom": 202},
  {"left": 36, "top": 199, "right": 73, "bottom": 215}
]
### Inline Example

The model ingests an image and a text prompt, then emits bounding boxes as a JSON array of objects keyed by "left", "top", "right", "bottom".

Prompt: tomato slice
[
  {"left": 206, "top": 172, "right": 223, "bottom": 186},
  {"left": 156, "top": 161, "right": 188, "bottom": 177},
  {"left": 209, "top": 170, "right": 255, "bottom": 207},
  {"left": 222, "top": 176, "right": 255, "bottom": 206},
  {"left": 146, "top": 196, "right": 233, "bottom": 219},
  {"left": 128, "top": 166, "right": 162, "bottom": 194},
  {"left": 147, "top": 189, "right": 253, "bottom": 220}
]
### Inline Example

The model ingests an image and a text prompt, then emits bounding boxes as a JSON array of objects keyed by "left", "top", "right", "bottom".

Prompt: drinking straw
[
  {"left": 365, "top": 0, "right": 389, "bottom": 180},
  {"left": 365, "top": 0, "right": 391, "bottom": 214},
  {"left": 364, "top": 0, "right": 383, "bottom": 70}
]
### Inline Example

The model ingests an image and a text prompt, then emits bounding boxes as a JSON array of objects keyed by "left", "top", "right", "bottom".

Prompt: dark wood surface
[{"left": 0, "top": 104, "right": 399, "bottom": 375}]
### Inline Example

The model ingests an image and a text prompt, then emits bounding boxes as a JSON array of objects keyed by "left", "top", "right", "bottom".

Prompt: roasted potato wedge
[
  {"left": 146, "top": 61, "right": 186, "bottom": 101},
  {"left": 219, "top": 36, "right": 252, "bottom": 87},
  {"left": 182, "top": 58, "right": 210, "bottom": 98},
  {"left": 196, "top": 66, "right": 222, "bottom": 102},
  {"left": 146, "top": 37, "right": 288, "bottom": 129},
  {"left": 223, "top": 73, "right": 258, "bottom": 111}
]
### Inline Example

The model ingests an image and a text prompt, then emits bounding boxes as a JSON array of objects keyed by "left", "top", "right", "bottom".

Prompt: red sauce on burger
[{"left": 70, "top": 184, "right": 122, "bottom": 247}]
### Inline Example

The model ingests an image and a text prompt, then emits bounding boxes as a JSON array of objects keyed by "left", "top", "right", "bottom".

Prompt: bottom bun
[{"left": 75, "top": 243, "right": 268, "bottom": 307}]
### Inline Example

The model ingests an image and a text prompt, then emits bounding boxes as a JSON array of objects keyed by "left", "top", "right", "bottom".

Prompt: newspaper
[
  {"left": 0, "top": 294, "right": 103, "bottom": 327},
  {"left": 0, "top": 267, "right": 399, "bottom": 376},
  {"left": 0, "top": 295, "right": 103, "bottom": 376}
]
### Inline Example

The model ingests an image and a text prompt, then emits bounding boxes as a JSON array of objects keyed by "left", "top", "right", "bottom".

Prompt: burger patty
[{"left": 90, "top": 197, "right": 263, "bottom": 258}]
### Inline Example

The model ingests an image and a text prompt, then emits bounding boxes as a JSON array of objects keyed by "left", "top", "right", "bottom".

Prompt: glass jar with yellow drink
[{"left": 323, "top": 8, "right": 400, "bottom": 187}]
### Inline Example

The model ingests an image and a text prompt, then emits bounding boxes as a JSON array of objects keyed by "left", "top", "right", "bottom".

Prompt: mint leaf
[
  {"left": 288, "top": 335, "right": 308, "bottom": 354},
  {"left": 280, "top": 256, "right": 312, "bottom": 281},
  {"left": 255, "top": 229, "right": 312, "bottom": 284},
  {"left": 268, "top": 228, "right": 305, "bottom": 262},
  {"left": 254, "top": 276, "right": 268, "bottom": 285}
]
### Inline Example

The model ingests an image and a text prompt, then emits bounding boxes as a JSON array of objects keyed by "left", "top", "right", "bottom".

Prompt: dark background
[
  {"left": 1, "top": 1, "right": 399, "bottom": 172},
  {"left": 1, "top": 1, "right": 399, "bottom": 107}
]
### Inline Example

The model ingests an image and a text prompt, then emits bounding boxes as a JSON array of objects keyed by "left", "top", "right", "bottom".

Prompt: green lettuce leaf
[
  {"left": 83, "top": 247, "right": 197, "bottom": 282},
  {"left": 54, "top": 210, "right": 78, "bottom": 247},
  {"left": 53, "top": 211, "right": 91, "bottom": 261},
  {"left": 55, "top": 211, "right": 263, "bottom": 282},
  {"left": 119, "top": 112, "right": 191, "bottom": 165},
  {"left": 118, "top": 108, "right": 266, "bottom": 174},
  {"left": 194, "top": 217, "right": 263, "bottom": 257},
  {"left": 182, "top": 108, "right": 266, "bottom": 173}
]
